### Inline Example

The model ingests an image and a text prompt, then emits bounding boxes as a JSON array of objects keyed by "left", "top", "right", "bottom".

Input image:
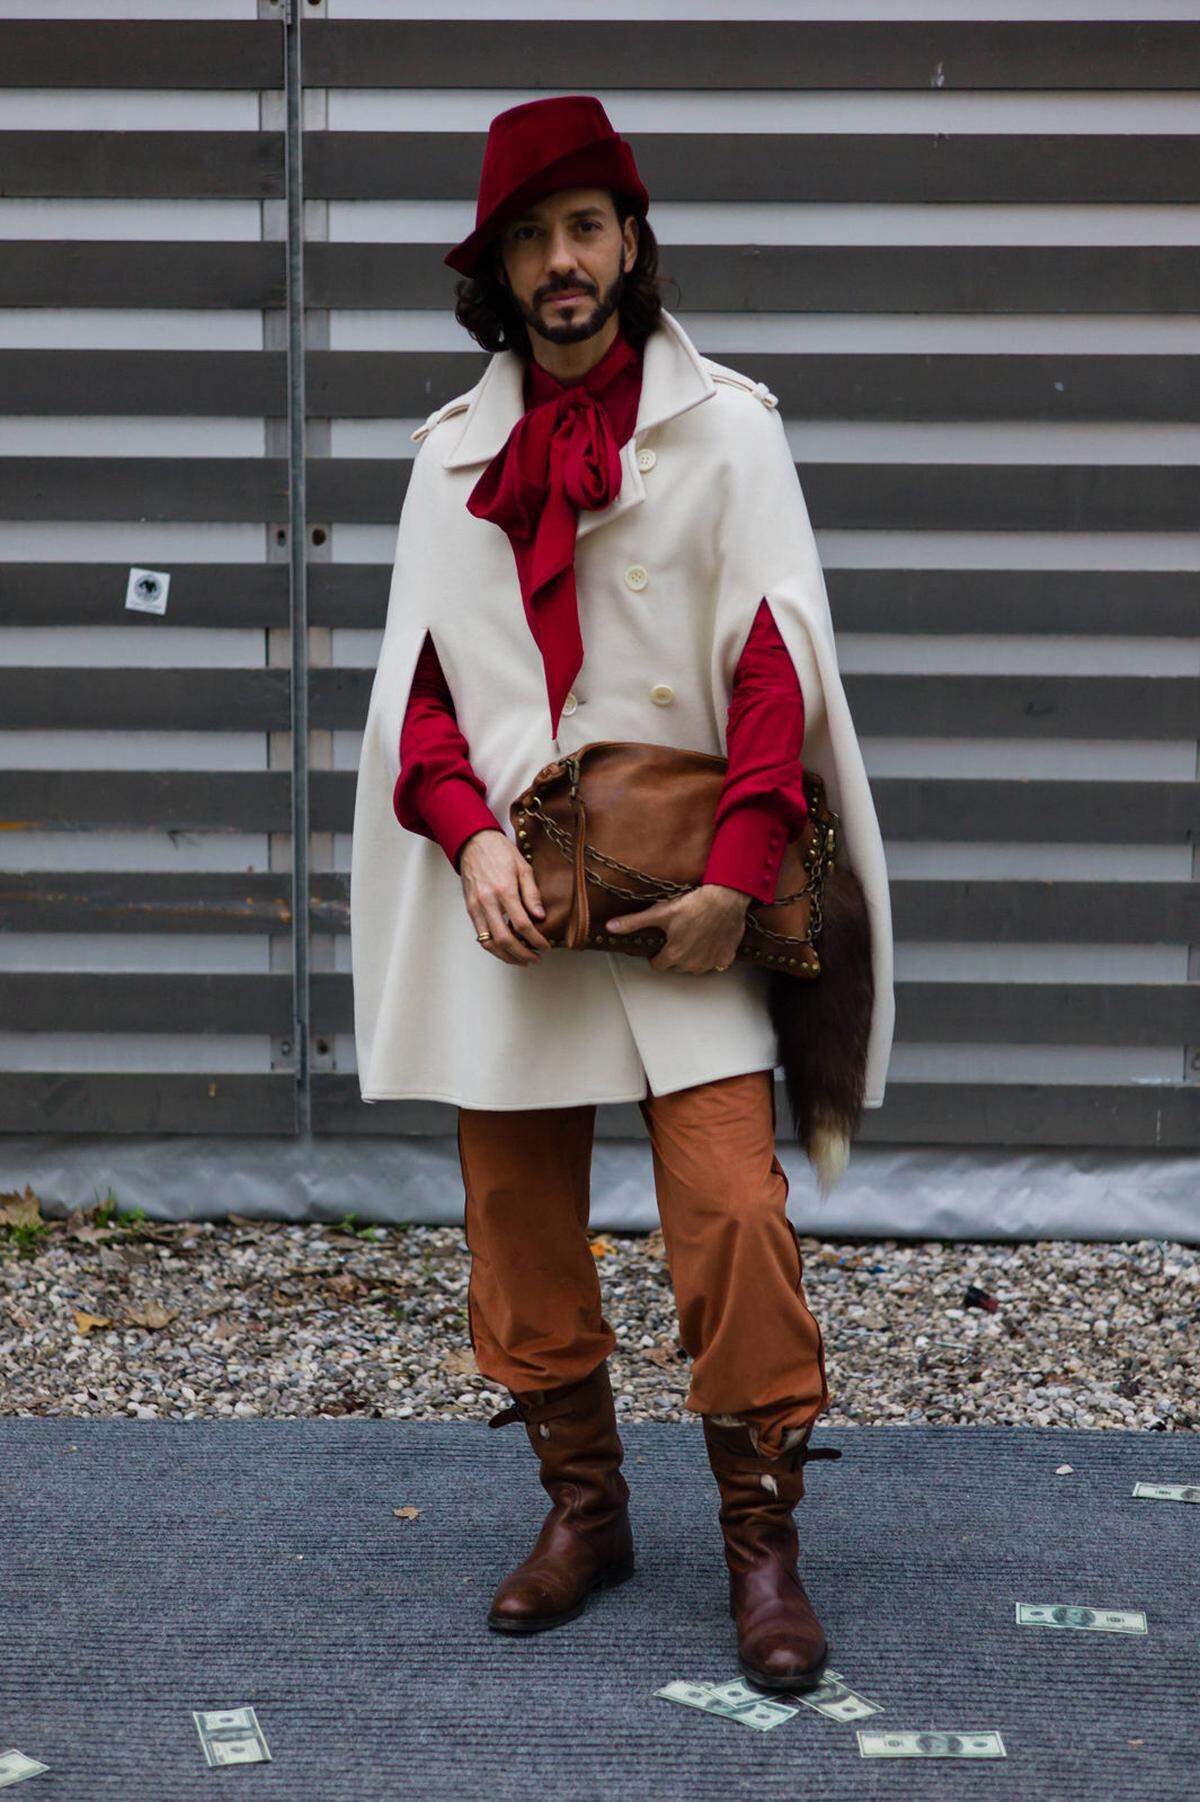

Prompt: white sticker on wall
[{"left": 125, "top": 567, "right": 170, "bottom": 615}]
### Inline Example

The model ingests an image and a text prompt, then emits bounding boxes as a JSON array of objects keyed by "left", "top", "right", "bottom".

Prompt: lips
[{"left": 548, "top": 290, "right": 586, "bottom": 304}]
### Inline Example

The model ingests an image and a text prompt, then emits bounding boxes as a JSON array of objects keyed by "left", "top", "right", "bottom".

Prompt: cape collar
[{"left": 441, "top": 306, "right": 717, "bottom": 473}]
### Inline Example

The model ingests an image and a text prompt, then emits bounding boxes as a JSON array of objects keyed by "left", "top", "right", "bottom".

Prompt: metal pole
[{"left": 282, "top": 1, "right": 311, "bottom": 1138}]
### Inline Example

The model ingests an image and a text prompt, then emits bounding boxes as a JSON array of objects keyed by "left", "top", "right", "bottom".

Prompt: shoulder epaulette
[
  {"left": 702, "top": 360, "right": 779, "bottom": 410},
  {"left": 410, "top": 396, "right": 472, "bottom": 444}
]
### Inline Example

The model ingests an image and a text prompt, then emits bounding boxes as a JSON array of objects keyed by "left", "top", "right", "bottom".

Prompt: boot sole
[
  {"left": 486, "top": 1561, "right": 635, "bottom": 1635},
  {"left": 737, "top": 1642, "right": 829, "bottom": 1693}
]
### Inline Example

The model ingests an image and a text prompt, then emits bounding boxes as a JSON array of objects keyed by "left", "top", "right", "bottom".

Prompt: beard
[{"left": 519, "top": 264, "right": 626, "bottom": 346}]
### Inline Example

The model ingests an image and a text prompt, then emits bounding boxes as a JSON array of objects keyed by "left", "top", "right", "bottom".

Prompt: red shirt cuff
[
  {"left": 394, "top": 773, "right": 503, "bottom": 872},
  {"left": 702, "top": 801, "right": 790, "bottom": 906}
]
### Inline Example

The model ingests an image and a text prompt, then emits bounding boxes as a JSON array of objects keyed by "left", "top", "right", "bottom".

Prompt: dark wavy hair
[{"left": 451, "top": 193, "right": 678, "bottom": 357}]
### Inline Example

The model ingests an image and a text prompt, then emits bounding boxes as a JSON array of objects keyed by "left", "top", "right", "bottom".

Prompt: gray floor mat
[{"left": 0, "top": 1422, "right": 1193, "bottom": 1799}]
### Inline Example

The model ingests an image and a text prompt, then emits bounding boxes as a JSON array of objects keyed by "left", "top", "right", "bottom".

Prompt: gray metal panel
[
  {"left": 312, "top": 1077, "right": 1200, "bottom": 1150},
  {"left": 299, "top": 349, "right": 1200, "bottom": 425},
  {"left": 6, "top": 970, "right": 1194, "bottom": 1046},
  {"left": 3, "top": 244, "right": 1194, "bottom": 315},
  {"left": 0, "top": 1073, "right": 295, "bottom": 1136},
  {"left": 0, "top": 243, "right": 284, "bottom": 310},
  {"left": 11, "top": 20, "right": 1192, "bottom": 95},
  {"left": 303, "top": 242, "right": 1200, "bottom": 316},
  {"left": 0, "top": 21, "right": 281, "bottom": 89},
  {"left": 0, "top": 351, "right": 287, "bottom": 417},
  {"left": 4, "top": 668, "right": 1194, "bottom": 739},
  {"left": 0, "top": 564, "right": 290, "bottom": 631},
  {"left": 0, "top": 974, "right": 291, "bottom": 1036},
  {"left": 3, "top": 771, "right": 1193, "bottom": 845},
  {"left": 2, "top": 132, "right": 282, "bottom": 200},
  {"left": 7, "top": 456, "right": 1195, "bottom": 532},
  {"left": 308, "top": 132, "right": 1200, "bottom": 205},
  {"left": 300, "top": 21, "right": 1200, "bottom": 92},
  {"left": 2, "top": 875, "right": 1193, "bottom": 945},
  {"left": 5, "top": 565, "right": 1194, "bottom": 639}
]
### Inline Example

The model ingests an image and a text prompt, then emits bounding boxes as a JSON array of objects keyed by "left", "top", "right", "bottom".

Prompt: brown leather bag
[
  {"left": 509, "top": 739, "right": 837, "bottom": 976},
  {"left": 508, "top": 739, "right": 875, "bottom": 1182}
]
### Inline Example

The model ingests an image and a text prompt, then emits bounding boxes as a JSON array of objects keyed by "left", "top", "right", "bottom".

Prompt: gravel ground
[{"left": 1, "top": 1190, "right": 1197, "bottom": 1431}]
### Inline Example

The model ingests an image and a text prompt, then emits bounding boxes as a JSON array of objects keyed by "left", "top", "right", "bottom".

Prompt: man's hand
[
  {"left": 458, "top": 828, "right": 552, "bottom": 967},
  {"left": 607, "top": 883, "right": 751, "bottom": 975}
]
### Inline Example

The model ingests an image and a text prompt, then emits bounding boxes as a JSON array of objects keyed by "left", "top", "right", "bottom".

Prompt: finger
[
  {"left": 503, "top": 886, "right": 551, "bottom": 951},
  {"left": 481, "top": 894, "right": 538, "bottom": 965},
  {"left": 516, "top": 863, "right": 548, "bottom": 925}
]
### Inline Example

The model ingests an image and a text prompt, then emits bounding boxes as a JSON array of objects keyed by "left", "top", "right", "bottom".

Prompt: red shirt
[{"left": 394, "top": 327, "right": 808, "bottom": 906}]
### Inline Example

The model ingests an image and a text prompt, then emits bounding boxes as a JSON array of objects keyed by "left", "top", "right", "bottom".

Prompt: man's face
[{"left": 494, "top": 187, "right": 638, "bottom": 346}]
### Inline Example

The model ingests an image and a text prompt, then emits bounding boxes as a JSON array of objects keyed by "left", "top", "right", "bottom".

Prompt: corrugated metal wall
[{"left": 1, "top": 2, "right": 1197, "bottom": 1172}]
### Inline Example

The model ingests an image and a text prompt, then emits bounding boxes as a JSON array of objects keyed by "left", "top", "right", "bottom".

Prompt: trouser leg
[
  {"left": 638, "top": 1068, "right": 829, "bottom": 1459},
  {"left": 457, "top": 1101, "right": 616, "bottom": 1395}
]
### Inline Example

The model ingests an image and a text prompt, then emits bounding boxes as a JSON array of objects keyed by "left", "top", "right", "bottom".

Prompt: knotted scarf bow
[{"left": 466, "top": 329, "right": 639, "bottom": 737}]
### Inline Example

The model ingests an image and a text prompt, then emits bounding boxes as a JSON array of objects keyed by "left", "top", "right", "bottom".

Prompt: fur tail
[{"left": 766, "top": 865, "right": 874, "bottom": 1196}]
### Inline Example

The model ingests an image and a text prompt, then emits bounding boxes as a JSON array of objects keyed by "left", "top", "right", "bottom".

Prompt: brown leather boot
[
  {"left": 701, "top": 1413, "right": 841, "bottom": 1691},
  {"left": 485, "top": 1359, "right": 635, "bottom": 1634}
]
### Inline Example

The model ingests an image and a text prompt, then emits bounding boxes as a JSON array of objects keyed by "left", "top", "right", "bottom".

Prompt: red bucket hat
[{"left": 444, "top": 95, "right": 650, "bottom": 279}]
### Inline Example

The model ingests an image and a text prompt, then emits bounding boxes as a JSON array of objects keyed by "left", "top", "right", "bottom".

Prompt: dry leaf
[
  {"left": 65, "top": 1213, "right": 118, "bottom": 1244},
  {"left": 72, "top": 1309, "right": 112, "bottom": 1334},
  {"left": 440, "top": 1347, "right": 477, "bottom": 1379},
  {"left": 643, "top": 1344, "right": 679, "bottom": 1368},
  {"left": 393, "top": 1505, "right": 421, "bottom": 1521},
  {"left": 0, "top": 1185, "right": 42, "bottom": 1230},
  {"left": 324, "top": 1272, "right": 364, "bottom": 1302},
  {"left": 588, "top": 1236, "right": 617, "bottom": 1260},
  {"left": 125, "top": 1301, "right": 178, "bottom": 1330}
]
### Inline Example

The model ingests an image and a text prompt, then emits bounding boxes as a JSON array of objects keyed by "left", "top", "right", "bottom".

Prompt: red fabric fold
[{"left": 466, "top": 326, "right": 640, "bottom": 737}]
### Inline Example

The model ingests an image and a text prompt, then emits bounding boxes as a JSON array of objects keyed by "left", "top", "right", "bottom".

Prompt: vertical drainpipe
[{"left": 282, "top": 0, "right": 311, "bottom": 1138}]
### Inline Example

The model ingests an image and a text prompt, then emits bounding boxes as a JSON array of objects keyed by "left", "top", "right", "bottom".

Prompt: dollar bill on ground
[
  {"left": 193, "top": 1707, "right": 272, "bottom": 1767},
  {"left": 858, "top": 1730, "right": 1006, "bottom": 1760},
  {"left": 656, "top": 1680, "right": 798, "bottom": 1732},
  {"left": 1133, "top": 1481, "right": 1200, "bottom": 1504},
  {"left": 0, "top": 1751, "right": 50, "bottom": 1789},
  {"left": 783, "top": 1667, "right": 884, "bottom": 1723},
  {"left": 1016, "top": 1602, "right": 1147, "bottom": 1635}
]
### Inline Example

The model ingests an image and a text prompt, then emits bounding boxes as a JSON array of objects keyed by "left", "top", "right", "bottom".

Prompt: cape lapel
[{"left": 439, "top": 307, "right": 719, "bottom": 543}]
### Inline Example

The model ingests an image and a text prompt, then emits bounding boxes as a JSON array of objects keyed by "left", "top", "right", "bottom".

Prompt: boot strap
[{"left": 487, "top": 1377, "right": 602, "bottom": 1431}]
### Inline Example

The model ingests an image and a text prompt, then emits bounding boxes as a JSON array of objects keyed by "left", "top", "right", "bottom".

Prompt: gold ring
[
  {"left": 476, "top": 931, "right": 493, "bottom": 942},
  {"left": 714, "top": 963, "right": 729, "bottom": 972}
]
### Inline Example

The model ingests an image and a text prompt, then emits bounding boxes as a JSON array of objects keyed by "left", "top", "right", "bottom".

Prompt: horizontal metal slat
[
  {"left": 6, "top": 21, "right": 1195, "bottom": 93},
  {"left": 1, "top": 875, "right": 1193, "bottom": 945},
  {"left": 3, "top": 244, "right": 1194, "bottom": 315},
  {"left": 4, "top": 566, "right": 1194, "bottom": 638},
  {"left": 307, "top": 132, "right": 1200, "bottom": 205},
  {"left": 0, "top": 132, "right": 283, "bottom": 200},
  {"left": 5, "top": 974, "right": 1195, "bottom": 1043},
  {"left": 313, "top": 1075, "right": 1200, "bottom": 1149},
  {"left": 3, "top": 668, "right": 1194, "bottom": 738},
  {"left": 301, "top": 21, "right": 1200, "bottom": 92},
  {"left": 298, "top": 349, "right": 1200, "bottom": 425},
  {"left": 0, "top": 244, "right": 284, "bottom": 312},
  {"left": 1, "top": 772, "right": 1194, "bottom": 845},
  {"left": 0, "top": 973, "right": 291, "bottom": 1036},
  {"left": 0, "top": 1072, "right": 295, "bottom": 1136},
  {"left": 0, "top": 21, "right": 282, "bottom": 88},
  {"left": 10, "top": 458, "right": 1192, "bottom": 531}
]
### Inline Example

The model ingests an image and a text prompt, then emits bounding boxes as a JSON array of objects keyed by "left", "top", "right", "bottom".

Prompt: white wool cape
[{"left": 350, "top": 309, "right": 894, "bottom": 1112}]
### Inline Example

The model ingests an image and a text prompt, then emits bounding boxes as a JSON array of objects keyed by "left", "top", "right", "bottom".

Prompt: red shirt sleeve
[
  {"left": 701, "top": 596, "right": 808, "bottom": 905},
  {"left": 393, "top": 630, "right": 504, "bottom": 871}
]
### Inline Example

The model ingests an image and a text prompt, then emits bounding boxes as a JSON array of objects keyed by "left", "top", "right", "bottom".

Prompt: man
[{"left": 351, "top": 96, "right": 894, "bottom": 1691}]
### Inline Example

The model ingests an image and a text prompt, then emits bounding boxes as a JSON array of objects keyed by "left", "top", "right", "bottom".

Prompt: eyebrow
[{"left": 509, "top": 206, "right": 606, "bottom": 226}]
